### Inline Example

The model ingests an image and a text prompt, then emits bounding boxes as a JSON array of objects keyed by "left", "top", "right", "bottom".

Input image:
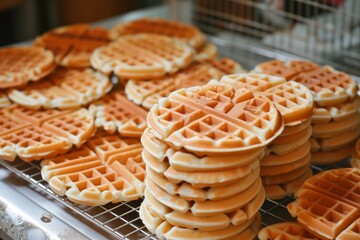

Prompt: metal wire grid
[
  {"left": 0, "top": 156, "right": 351, "bottom": 240},
  {"left": 187, "top": 0, "right": 360, "bottom": 75}
]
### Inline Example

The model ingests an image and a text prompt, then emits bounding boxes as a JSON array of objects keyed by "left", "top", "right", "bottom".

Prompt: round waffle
[
  {"left": 91, "top": 34, "right": 194, "bottom": 80},
  {"left": 89, "top": 93, "right": 147, "bottom": 137},
  {"left": 292, "top": 66, "right": 359, "bottom": 106},
  {"left": 34, "top": 24, "right": 110, "bottom": 67},
  {"left": 0, "top": 46, "right": 56, "bottom": 89},
  {"left": 311, "top": 145, "right": 353, "bottom": 165},
  {"left": 8, "top": 68, "right": 112, "bottom": 110},
  {"left": 125, "top": 58, "right": 245, "bottom": 110},
  {"left": 110, "top": 17, "right": 206, "bottom": 49},
  {"left": 258, "top": 222, "right": 319, "bottom": 240},
  {"left": 288, "top": 168, "right": 360, "bottom": 240},
  {"left": 148, "top": 84, "right": 284, "bottom": 156},
  {"left": 253, "top": 59, "right": 320, "bottom": 80},
  {"left": 351, "top": 138, "right": 360, "bottom": 169}
]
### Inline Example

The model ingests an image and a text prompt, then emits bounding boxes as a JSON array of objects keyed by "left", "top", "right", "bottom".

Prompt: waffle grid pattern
[{"left": 0, "top": 148, "right": 351, "bottom": 239}]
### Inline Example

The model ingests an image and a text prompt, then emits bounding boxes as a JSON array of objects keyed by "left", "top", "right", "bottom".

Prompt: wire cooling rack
[{"left": 0, "top": 157, "right": 351, "bottom": 240}]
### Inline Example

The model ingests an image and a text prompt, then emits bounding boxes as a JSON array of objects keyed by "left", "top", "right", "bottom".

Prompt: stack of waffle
[
  {"left": 255, "top": 60, "right": 360, "bottom": 165},
  {"left": 139, "top": 83, "right": 284, "bottom": 239},
  {"left": 220, "top": 73, "right": 315, "bottom": 199}
]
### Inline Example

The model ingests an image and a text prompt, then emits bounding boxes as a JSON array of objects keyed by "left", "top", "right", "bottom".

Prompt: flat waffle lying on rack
[
  {"left": 0, "top": 47, "right": 56, "bottom": 89},
  {"left": 220, "top": 73, "right": 314, "bottom": 199},
  {"left": 288, "top": 168, "right": 360, "bottom": 240},
  {"left": 0, "top": 105, "right": 95, "bottom": 162},
  {"left": 8, "top": 68, "right": 112, "bottom": 110},
  {"left": 91, "top": 33, "right": 194, "bottom": 80},
  {"left": 110, "top": 17, "right": 206, "bottom": 49},
  {"left": 125, "top": 58, "right": 245, "bottom": 110},
  {"left": 258, "top": 222, "right": 319, "bottom": 240},
  {"left": 41, "top": 132, "right": 145, "bottom": 206},
  {"left": 34, "top": 24, "right": 110, "bottom": 68},
  {"left": 89, "top": 92, "right": 147, "bottom": 137}
]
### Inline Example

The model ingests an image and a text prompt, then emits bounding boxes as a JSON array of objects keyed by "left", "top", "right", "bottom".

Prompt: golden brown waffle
[
  {"left": 91, "top": 34, "right": 194, "bottom": 80},
  {"left": 89, "top": 93, "right": 147, "bottom": 137},
  {"left": 311, "top": 97, "right": 360, "bottom": 124},
  {"left": 110, "top": 17, "right": 206, "bottom": 49},
  {"left": 253, "top": 59, "right": 320, "bottom": 80},
  {"left": 0, "top": 105, "right": 95, "bottom": 161},
  {"left": 337, "top": 218, "right": 360, "bottom": 240},
  {"left": 351, "top": 138, "right": 360, "bottom": 169},
  {"left": 125, "top": 58, "right": 245, "bottom": 110},
  {"left": 34, "top": 24, "right": 110, "bottom": 67},
  {"left": 194, "top": 42, "right": 218, "bottom": 61},
  {"left": 288, "top": 168, "right": 360, "bottom": 240},
  {"left": 8, "top": 68, "right": 112, "bottom": 110},
  {"left": 148, "top": 84, "right": 284, "bottom": 155},
  {"left": 292, "top": 66, "right": 359, "bottom": 106},
  {"left": 258, "top": 222, "right": 319, "bottom": 240},
  {"left": 0, "top": 46, "right": 56, "bottom": 89},
  {"left": 41, "top": 141, "right": 145, "bottom": 206},
  {"left": 0, "top": 92, "right": 11, "bottom": 108},
  {"left": 311, "top": 145, "right": 353, "bottom": 165}
]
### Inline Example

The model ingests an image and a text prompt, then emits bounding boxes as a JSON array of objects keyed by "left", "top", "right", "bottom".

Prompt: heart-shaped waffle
[
  {"left": 125, "top": 58, "right": 245, "bottom": 110},
  {"left": 253, "top": 59, "right": 320, "bottom": 80},
  {"left": 288, "top": 168, "right": 360, "bottom": 240},
  {"left": 34, "top": 24, "right": 110, "bottom": 67},
  {"left": 0, "top": 105, "right": 95, "bottom": 161},
  {"left": 89, "top": 93, "right": 147, "bottom": 137},
  {"left": 0, "top": 47, "right": 56, "bottom": 89},
  {"left": 91, "top": 34, "right": 194, "bottom": 80},
  {"left": 110, "top": 17, "right": 206, "bottom": 49},
  {"left": 8, "top": 68, "right": 112, "bottom": 109},
  {"left": 148, "top": 83, "right": 283, "bottom": 155}
]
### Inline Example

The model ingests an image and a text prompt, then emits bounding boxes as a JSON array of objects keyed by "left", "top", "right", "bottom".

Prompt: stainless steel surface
[{"left": 1, "top": 2, "right": 359, "bottom": 240}]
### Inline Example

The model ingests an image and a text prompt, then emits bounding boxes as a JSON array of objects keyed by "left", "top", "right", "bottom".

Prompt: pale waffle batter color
[
  {"left": 89, "top": 92, "right": 147, "bottom": 137},
  {"left": 41, "top": 132, "right": 145, "bottom": 206},
  {"left": 91, "top": 34, "right": 195, "bottom": 80},
  {"left": 8, "top": 68, "right": 112, "bottom": 110},
  {"left": 125, "top": 58, "right": 245, "bottom": 110},
  {"left": 34, "top": 24, "right": 110, "bottom": 67},
  {"left": 0, "top": 105, "right": 95, "bottom": 161},
  {"left": 0, "top": 46, "right": 56, "bottom": 89}
]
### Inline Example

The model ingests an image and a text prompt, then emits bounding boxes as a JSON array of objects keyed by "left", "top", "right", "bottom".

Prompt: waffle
[
  {"left": 312, "top": 145, "right": 354, "bottom": 165},
  {"left": 194, "top": 42, "right": 218, "bottom": 61},
  {"left": 288, "top": 168, "right": 360, "bottom": 240},
  {"left": 351, "top": 138, "right": 360, "bottom": 169},
  {"left": 312, "top": 113, "right": 360, "bottom": 138},
  {"left": 337, "top": 218, "right": 360, "bottom": 240},
  {"left": 281, "top": 118, "right": 311, "bottom": 136},
  {"left": 311, "top": 97, "right": 360, "bottom": 124},
  {"left": 262, "top": 162, "right": 311, "bottom": 185},
  {"left": 258, "top": 222, "right": 319, "bottom": 240},
  {"left": 148, "top": 84, "right": 284, "bottom": 155},
  {"left": 0, "top": 46, "right": 56, "bottom": 89},
  {"left": 0, "top": 92, "right": 11, "bottom": 108},
  {"left": 292, "top": 66, "right": 359, "bottom": 106},
  {"left": 110, "top": 17, "right": 206, "bottom": 49},
  {"left": 8, "top": 68, "right": 112, "bottom": 110},
  {"left": 0, "top": 106, "right": 95, "bottom": 161},
  {"left": 89, "top": 93, "right": 147, "bottom": 137},
  {"left": 86, "top": 131, "right": 143, "bottom": 162},
  {"left": 34, "top": 24, "right": 110, "bottom": 67},
  {"left": 0, "top": 126, "right": 72, "bottom": 162},
  {"left": 41, "top": 143, "right": 145, "bottom": 206},
  {"left": 125, "top": 58, "right": 244, "bottom": 110},
  {"left": 91, "top": 34, "right": 194, "bottom": 80},
  {"left": 253, "top": 59, "right": 320, "bottom": 80}
]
